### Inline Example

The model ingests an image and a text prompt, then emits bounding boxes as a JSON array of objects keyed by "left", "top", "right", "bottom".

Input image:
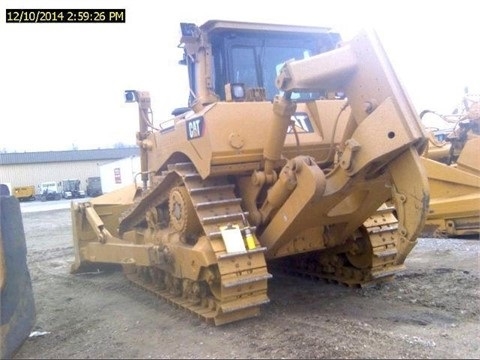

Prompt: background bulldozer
[
  {"left": 420, "top": 88, "right": 480, "bottom": 237},
  {"left": 70, "top": 20, "right": 429, "bottom": 325}
]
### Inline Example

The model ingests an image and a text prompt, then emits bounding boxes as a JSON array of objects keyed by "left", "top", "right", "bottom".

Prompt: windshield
[
  {"left": 42, "top": 182, "right": 56, "bottom": 190},
  {"left": 209, "top": 30, "right": 337, "bottom": 102},
  {"left": 231, "top": 45, "right": 319, "bottom": 100}
]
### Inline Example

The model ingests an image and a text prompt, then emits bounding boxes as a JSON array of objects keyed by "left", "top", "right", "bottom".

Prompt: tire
[{"left": 0, "top": 196, "right": 36, "bottom": 358}]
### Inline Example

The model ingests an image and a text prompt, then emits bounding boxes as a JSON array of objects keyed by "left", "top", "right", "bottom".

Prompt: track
[
  {"left": 118, "top": 163, "right": 406, "bottom": 326},
  {"left": 122, "top": 162, "right": 272, "bottom": 325},
  {"left": 276, "top": 206, "right": 406, "bottom": 287}
]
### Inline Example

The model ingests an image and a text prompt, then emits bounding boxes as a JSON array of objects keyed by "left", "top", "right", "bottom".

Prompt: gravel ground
[{"left": 13, "top": 206, "right": 480, "bottom": 359}]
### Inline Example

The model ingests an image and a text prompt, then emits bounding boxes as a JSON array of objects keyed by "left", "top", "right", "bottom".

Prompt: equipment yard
[
  {"left": 5, "top": 19, "right": 479, "bottom": 360},
  {"left": 13, "top": 203, "right": 480, "bottom": 359}
]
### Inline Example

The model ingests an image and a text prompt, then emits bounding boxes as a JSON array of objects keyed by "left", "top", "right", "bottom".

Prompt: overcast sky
[{"left": 1, "top": 0, "right": 479, "bottom": 152}]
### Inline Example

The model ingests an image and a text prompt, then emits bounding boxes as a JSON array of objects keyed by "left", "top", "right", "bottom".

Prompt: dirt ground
[{"left": 13, "top": 206, "right": 480, "bottom": 359}]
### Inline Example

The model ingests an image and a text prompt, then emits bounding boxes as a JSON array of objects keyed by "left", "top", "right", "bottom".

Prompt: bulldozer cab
[{"left": 179, "top": 21, "right": 341, "bottom": 107}]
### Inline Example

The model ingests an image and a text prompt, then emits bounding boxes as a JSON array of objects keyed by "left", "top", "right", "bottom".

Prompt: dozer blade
[
  {"left": 70, "top": 184, "right": 140, "bottom": 274},
  {"left": 0, "top": 196, "right": 36, "bottom": 359},
  {"left": 422, "top": 156, "right": 480, "bottom": 237}
]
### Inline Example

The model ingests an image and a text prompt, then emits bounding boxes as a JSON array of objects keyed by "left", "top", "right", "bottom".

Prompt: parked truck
[
  {"left": 60, "top": 179, "right": 86, "bottom": 199},
  {"left": 13, "top": 185, "right": 36, "bottom": 202},
  {"left": 85, "top": 177, "right": 103, "bottom": 197},
  {"left": 38, "top": 181, "right": 61, "bottom": 201}
]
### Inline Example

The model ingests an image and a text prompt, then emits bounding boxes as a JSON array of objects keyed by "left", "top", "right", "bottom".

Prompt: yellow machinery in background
[
  {"left": 420, "top": 88, "right": 480, "bottom": 237},
  {"left": 70, "top": 20, "right": 430, "bottom": 325},
  {"left": 13, "top": 185, "right": 36, "bottom": 202}
]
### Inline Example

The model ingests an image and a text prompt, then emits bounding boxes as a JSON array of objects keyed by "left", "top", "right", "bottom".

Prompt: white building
[{"left": 99, "top": 155, "right": 141, "bottom": 193}]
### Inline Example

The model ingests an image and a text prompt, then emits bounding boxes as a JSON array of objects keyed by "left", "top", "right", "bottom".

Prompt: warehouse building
[{"left": 0, "top": 147, "right": 139, "bottom": 193}]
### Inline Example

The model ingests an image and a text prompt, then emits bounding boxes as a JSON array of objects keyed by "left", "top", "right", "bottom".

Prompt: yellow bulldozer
[
  {"left": 420, "top": 88, "right": 480, "bottom": 237},
  {"left": 70, "top": 20, "right": 430, "bottom": 325}
]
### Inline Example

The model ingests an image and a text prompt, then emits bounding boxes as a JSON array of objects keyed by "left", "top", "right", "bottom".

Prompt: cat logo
[
  {"left": 186, "top": 117, "right": 204, "bottom": 140},
  {"left": 287, "top": 112, "right": 313, "bottom": 133}
]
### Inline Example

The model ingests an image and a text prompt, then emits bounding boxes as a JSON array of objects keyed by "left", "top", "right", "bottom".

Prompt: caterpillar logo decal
[
  {"left": 186, "top": 117, "right": 204, "bottom": 140},
  {"left": 287, "top": 112, "right": 313, "bottom": 133}
]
